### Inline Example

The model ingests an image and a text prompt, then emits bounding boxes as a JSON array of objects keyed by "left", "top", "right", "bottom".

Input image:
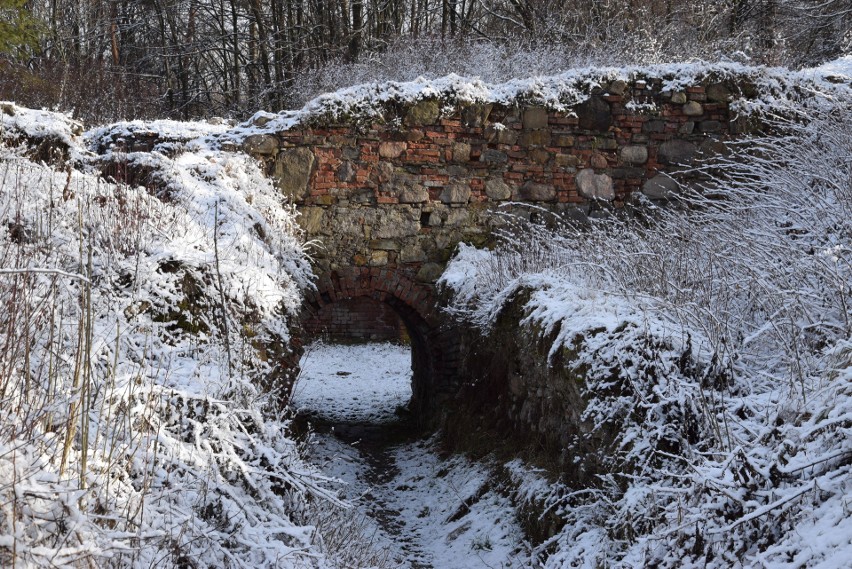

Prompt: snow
[
  {"left": 85, "top": 118, "right": 232, "bottom": 155},
  {"left": 4, "top": 54, "right": 852, "bottom": 567},
  {"left": 220, "top": 59, "right": 852, "bottom": 144},
  {"left": 293, "top": 341, "right": 413, "bottom": 423},
  {"left": 0, "top": 101, "right": 83, "bottom": 145},
  {"left": 811, "top": 55, "right": 852, "bottom": 80},
  {"left": 383, "top": 441, "right": 530, "bottom": 569}
]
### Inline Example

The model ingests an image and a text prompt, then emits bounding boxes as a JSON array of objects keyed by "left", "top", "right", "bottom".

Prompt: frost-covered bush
[
  {"left": 441, "top": 99, "right": 852, "bottom": 567},
  {"left": 0, "top": 105, "right": 343, "bottom": 568}
]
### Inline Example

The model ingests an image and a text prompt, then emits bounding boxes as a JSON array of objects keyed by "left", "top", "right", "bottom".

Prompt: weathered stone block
[
  {"left": 590, "top": 153, "right": 608, "bottom": 169},
  {"left": 335, "top": 213, "right": 368, "bottom": 237},
  {"left": 400, "top": 242, "right": 429, "bottom": 263},
  {"left": 555, "top": 153, "right": 580, "bottom": 168},
  {"left": 643, "top": 120, "right": 666, "bottom": 133},
  {"left": 576, "top": 169, "right": 615, "bottom": 201},
  {"left": 658, "top": 139, "right": 698, "bottom": 165},
  {"left": 706, "top": 83, "right": 731, "bottom": 103},
  {"left": 242, "top": 134, "right": 278, "bottom": 155},
  {"left": 575, "top": 97, "right": 612, "bottom": 131},
  {"left": 416, "top": 262, "right": 444, "bottom": 283},
  {"left": 519, "top": 181, "right": 556, "bottom": 202},
  {"left": 440, "top": 182, "right": 471, "bottom": 204},
  {"left": 607, "top": 80, "right": 628, "bottom": 96},
  {"left": 485, "top": 178, "right": 512, "bottom": 200},
  {"left": 398, "top": 185, "right": 429, "bottom": 203},
  {"left": 369, "top": 250, "right": 388, "bottom": 266},
  {"left": 337, "top": 161, "right": 356, "bottom": 182},
  {"left": 530, "top": 148, "right": 551, "bottom": 164},
  {"left": 683, "top": 101, "right": 704, "bottom": 116},
  {"left": 374, "top": 211, "right": 420, "bottom": 239},
  {"left": 609, "top": 167, "right": 645, "bottom": 179},
  {"left": 523, "top": 107, "right": 549, "bottom": 129},
  {"left": 519, "top": 130, "right": 551, "bottom": 147},
  {"left": 553, "top": 133, "right": 575, "bottom": 147},
  {"left": 405, "top": 99, "right": 440, "bottom": 126},
  {"left": 595, "top": 137, "right": 618, "bottom": 150},
  {"left": 461, "top": 103, "right": 493, "bottom": 127},
  {"left": 642, "top": 174, "right": 678, "bottom": 199},
  {"left": 274, "top": 148, "right": 315, "bottom": 201},
  {"left": 452, "top": 142, "right": 471, "bottom": 162},
  {"left": 297, "top": 207, "right": 324, "bottom": 234},
  {"left": 376, "top": 161, "right": 395, "bottom": 183},
  {"left": 341, "top": 145, "right": 360, "bottom": 160},
  {"left": 379, "top": 141, "right": 407, "bottom": 159},
  {"left": 620, "top": 145, "right": 648, "bottom": 164},
  {"left": 480, "top": 148, "right": 508, "bottom": 164},
  {"left": 670, "top": 92, "right": 688, "bottom": 104},
  {"left": 496, "top": 128, "right": 519, "bottom": 145},
  {"left": 370, "top": 239, "right": 401, "bottom": 251},
  {"left": 445, "top": 209, "right": 470, "bottom": 226},
  {"left": 446, "top": 165, "right": 467, "bottom": 177},
  {"left": 485, "top": 124, "right": 516, "bottom": 144}
]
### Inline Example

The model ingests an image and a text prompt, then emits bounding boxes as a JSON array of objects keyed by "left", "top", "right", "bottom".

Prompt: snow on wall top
[
  {"left": 4, "top": 59, "right": 851, "bottom": 153},
  {"left": 230, "top": 59, "right": 852, "bottom": 136}
]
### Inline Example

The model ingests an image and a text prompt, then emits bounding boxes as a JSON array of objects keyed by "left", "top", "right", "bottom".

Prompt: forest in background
[{"left": 1, "top": 0, "right": 850, "bottom": 123}]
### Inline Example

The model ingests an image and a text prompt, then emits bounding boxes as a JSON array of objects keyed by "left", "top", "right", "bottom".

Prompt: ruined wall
[{"left": 241, "top": 77, "right": 742, "bottom": 284}]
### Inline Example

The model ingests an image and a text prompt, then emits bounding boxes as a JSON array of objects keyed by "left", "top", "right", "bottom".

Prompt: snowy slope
[{"left": 0, "top": 103, "right": 335, "bottom": 568}]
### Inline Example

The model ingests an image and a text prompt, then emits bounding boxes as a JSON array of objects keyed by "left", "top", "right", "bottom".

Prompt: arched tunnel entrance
[{"left": 296, "top": 267, "right": 460, "bottom": 422}]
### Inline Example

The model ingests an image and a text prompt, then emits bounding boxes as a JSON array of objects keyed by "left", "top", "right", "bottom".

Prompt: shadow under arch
[{"left": 300, "top": 267, "right": 460, "bottom": 420}]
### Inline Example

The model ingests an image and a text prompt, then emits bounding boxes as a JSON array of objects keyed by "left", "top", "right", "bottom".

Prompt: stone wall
[{"left": 242, "top": 77, "right": 742, "bottom": 282}]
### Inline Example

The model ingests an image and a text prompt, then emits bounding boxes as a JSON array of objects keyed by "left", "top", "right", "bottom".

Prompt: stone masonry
[{"left": 243, "top": 77, "right": 740, "bottom": 284}]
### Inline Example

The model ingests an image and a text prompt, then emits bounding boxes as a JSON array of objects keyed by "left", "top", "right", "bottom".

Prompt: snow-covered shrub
[
  {"left": 0, "top": 106, "right": 342, "bottom": 567},
  {"left": 441, "top": 98, "right": 852, "bottom": 567}
]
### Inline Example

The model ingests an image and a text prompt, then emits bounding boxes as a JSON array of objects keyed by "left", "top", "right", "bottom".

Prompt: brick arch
[{"left": 300, "top": 266, "right": 460, "bottom": 418}]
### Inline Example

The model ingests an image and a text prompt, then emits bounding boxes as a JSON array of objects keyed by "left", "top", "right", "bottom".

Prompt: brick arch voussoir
[{"left": 304, "top": 267, "right": 438, "bottom": 326}]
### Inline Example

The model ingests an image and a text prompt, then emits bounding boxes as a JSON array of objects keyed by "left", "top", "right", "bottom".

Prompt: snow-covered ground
[
  {"left": 293, "top": 341, "right": 413, "bottom": 423},
  {"left": 298, "top": 342, "right": 532, "bottom": 569}
]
